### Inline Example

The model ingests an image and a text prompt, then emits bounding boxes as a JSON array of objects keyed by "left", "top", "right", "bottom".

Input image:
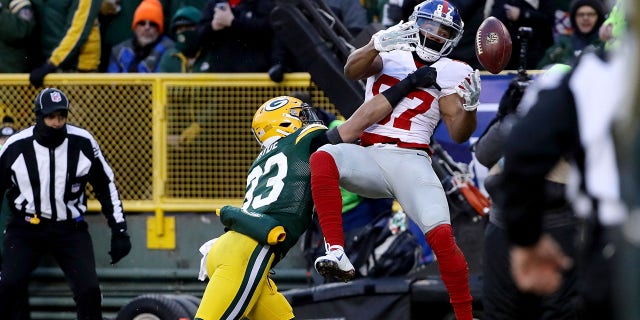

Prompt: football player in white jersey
[{"left": 311, "top": 1, "right": 480, "bottom": 319}]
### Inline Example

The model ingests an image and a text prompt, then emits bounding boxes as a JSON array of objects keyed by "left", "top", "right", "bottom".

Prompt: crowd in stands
[{"left": 0, "top": 0, "right": 620, "bottom": 85}]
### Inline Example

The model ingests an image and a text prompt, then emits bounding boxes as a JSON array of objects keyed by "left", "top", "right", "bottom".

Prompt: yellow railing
[{"left": 0, "top": 73, "right": 341, "bottom": 247}]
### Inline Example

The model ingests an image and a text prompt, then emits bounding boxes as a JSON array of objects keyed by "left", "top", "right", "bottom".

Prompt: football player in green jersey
[{"left": 194, "top": 64, "right": 440, "bottom": 320}]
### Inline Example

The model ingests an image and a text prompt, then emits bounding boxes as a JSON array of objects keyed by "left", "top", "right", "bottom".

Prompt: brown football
[{"left": 475, "top": 16, "right": 512, "bottom": 74}]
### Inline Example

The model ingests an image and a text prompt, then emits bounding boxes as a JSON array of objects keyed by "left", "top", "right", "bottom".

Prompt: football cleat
[{"left": 314, "top": 244, "right": 356, "bottom": 282}]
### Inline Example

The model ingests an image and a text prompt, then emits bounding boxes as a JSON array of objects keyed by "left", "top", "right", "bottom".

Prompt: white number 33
[{"left": 242, "top": 152, "right": 287, "bottom": 210}]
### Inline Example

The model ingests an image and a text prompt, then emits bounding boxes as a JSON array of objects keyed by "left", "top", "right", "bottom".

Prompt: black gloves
[
  {"left": 381, "top": 66, "right": 440, "bottom": 107},
  {"left": 109, "top": 222, "right": 131, "bottom": 265},
  {"left": 407, "top": 65, "right": 441, "bottom": 90},
  {"left": 29, "top": 62, "right": 56, "bottom": 88}
]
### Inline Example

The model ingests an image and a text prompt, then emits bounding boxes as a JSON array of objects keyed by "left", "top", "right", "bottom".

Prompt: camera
[{"left": 517, "top": 27, "right": 533, "bottom": 82}]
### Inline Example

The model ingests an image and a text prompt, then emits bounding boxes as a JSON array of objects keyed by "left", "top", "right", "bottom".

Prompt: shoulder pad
[{"left": 296, "top": 124, "right": 327, "bottom": 144}]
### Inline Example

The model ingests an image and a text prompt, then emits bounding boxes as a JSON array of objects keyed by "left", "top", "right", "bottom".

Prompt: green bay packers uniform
[{"left": 195, "top": 96, "right": 326, "bottom": 320}]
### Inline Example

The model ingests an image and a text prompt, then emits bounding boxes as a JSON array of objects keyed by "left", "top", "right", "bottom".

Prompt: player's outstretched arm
[
  {"left": 344, "top": 40, "right": 383, "bottom": 80},
  {"left": 345, "top": 21, "right": 418, "bottom": 80}
]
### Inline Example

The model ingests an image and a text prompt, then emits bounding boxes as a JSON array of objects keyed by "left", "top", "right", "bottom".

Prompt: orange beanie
[{"left": 132, "top": 0, "right": 164, "bottom": 34}]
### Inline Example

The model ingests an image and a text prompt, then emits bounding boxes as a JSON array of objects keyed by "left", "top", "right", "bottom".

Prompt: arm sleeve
[
  {"left": 48, "top": 0, "right": 101, "bottom": 66},
  {"left": 474, "top": 119, "right": 508, "bottom": 168},
  {"left": 500, "top": 74, "right": 579, "bottom": 247},
  {"left": 219, "top": 205, "right": 286, "bottom": 245},
  {"left": 87, "top": 136, "right": 125, "bottom": 228}
]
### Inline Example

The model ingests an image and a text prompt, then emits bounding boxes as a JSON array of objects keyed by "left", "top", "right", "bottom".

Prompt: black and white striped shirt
[{"left": 0, "top": 124, "right": 125, "bottom": 226}]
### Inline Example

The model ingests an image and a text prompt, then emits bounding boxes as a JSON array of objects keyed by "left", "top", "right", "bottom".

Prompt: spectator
[
  {"left": 162, "top": 0, "right": 207, "bottom": 32},
  {"left": 98, "top": 0, "right": 142, "bottom": 71},
  {"left": 29, "top": 0, "right": 102, "bottom": 88},
  {"left": 311, "top": 1, "right": 479, "bottom": 319},
  {"left": 0, "top": 88, "right": 131, "bottom": 319},
  {"left": 195, "top": 68, "right": 437, "bottom": 319},
  {"left": 0, "top": 116, "right": 16, "bottom": 147},
  {"left": 107, "top": 0, "right": 174, "bottom": 73},
  {"left": 0, "top": 0, "right": 36, "bottom": 73},
  {"left": 598, "top": 0, "right": 625, "bottom": 51},
  {"left": 537, "top": 0, "right": 605, "bottom": 69},
  {"left": 197, "top": 0, "right": 275, "bottom": 72},
  {"left": 474, "top": 64, "right": 579, "bottom": 320},
  {"left": 491, "top": 0, "right": 556, "bottom": 70},
  {"left": 159, "top": 6, "right": 210, "bottom": 72}
]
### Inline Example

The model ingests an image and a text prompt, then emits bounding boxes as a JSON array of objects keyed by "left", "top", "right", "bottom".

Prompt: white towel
[{"left": 197, "top": 238, "right": 218, "bottom": 281}]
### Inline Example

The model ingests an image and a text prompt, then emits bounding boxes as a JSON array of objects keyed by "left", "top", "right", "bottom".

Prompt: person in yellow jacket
[{"left": 28, "top": 0, "right": 102, "bottom": 87}]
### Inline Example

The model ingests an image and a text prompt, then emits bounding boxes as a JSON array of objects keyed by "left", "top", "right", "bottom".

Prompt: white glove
[
  {"left": 373, "top": 20, "right": 418, "bottom": 52},
  {"left": 455, "top": 69, "right": 481, "bottom": 111},
  {"left": 197, "top": 237, "right": 218, "bottom": 281}
]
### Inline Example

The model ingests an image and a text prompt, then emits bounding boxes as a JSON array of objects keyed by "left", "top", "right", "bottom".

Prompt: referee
[{"left": 0, "top": 88, "right": 131, "bottom": 319}]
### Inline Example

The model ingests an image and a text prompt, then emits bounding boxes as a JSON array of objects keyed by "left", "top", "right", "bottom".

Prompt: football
[{"left": 475, "top": 16, "right": 512, "bottom": 74}]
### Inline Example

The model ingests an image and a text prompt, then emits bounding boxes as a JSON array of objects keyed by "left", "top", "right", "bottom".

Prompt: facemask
[
  {"left": 34, "top": 115, "right": 67, "bottom": 148},
  {"left": 175, "top": 29, "right": 199, "bottom": 57}
]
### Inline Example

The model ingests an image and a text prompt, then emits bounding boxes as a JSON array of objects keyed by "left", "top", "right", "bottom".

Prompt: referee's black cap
[{"left": 34, "top": 87, "right": 69, "bottom": 116}]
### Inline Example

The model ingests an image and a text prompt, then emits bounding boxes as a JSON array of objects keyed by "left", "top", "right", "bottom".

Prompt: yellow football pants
[{"left": 195, "top": 231, "right": 294, "bottom": 320}]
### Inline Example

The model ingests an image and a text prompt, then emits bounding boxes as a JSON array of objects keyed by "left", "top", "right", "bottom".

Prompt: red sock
[
  {"left": 310, "top": 151, "right": 344, "bottom": 247},
  {"left": 427, "top": 224, "right": 473, "bottom": 320}
]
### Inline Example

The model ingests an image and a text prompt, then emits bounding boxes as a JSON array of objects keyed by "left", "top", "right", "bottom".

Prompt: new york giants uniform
[{"left": 318, "top": 50, "right": 472, "bottom": 233}]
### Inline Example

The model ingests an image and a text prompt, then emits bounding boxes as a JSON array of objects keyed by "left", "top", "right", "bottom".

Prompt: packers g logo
[{"left": 265, "top": 97, "right": 289, "bottom": 111}]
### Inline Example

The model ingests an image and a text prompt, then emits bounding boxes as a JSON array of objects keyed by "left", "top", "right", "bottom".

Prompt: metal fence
[{"left": 0, "top": 73, "right": 340, "bottom": 213}]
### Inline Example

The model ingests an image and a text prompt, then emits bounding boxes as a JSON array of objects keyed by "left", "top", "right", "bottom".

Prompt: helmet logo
[
  {"left": 265, "top": 97, "right": 289, "bottom": 111},
  {"left": 50, "top": 92, "right": 62, "bottom": 103},
  {"left": 434, "top": 3, "right": 454, "bottom": 23}
]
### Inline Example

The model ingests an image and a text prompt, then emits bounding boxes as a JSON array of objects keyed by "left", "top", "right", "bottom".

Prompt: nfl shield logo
[{"left": 50, "top": 92, "right": 62, "bottom": 103}]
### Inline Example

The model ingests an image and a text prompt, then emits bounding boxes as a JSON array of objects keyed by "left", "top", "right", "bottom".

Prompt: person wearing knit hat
[
  {"left": 107, "top": 0, "right": 174, "bottom": 72},
  {"left": 132, "top": 0, "right": 164, "bottom": 35},
  {"left": 537, "top": 0, "right": 605, "bottom": 69}
]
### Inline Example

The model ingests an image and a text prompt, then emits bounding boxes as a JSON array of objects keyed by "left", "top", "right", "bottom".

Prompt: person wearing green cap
[{"left": 159, "top": 6, "right": 212, "bottom": 73}]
